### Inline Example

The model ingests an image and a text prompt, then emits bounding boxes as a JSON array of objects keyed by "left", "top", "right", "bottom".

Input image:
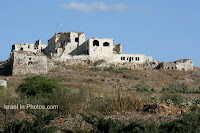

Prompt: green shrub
[
  {"left": 80, "top": 114, "right": 158, "bottom": 133},
  {"left": 160, "top": 93, "right": 184, "bottom": 105},
  {"left": 162, "top": 86, "right": 200, "bottom": 94},
  {"left": 16, "top": 76, "right": 63, "bottom": 97},
  {"left": 118, "top": 67, "right": 131, "bottom": 70},
  {"left": 159, "top": 112, "right": 200, "bottom": 133},
  {"left": 150, "top": 96, "right": 174, "bottom": 105},
  {"left": 80, "top": 112, "right": 200, "bottom": 133},
  {"left": 89, "top": 97, "right": 114, "bottom": 115},
  {"left": 46, "top": 88, "right": 86, "bottom": 115},
  {"left": 91, "top": 66, "right": 100, "bottom": 71},
  {"left": 135, "top": 86, "right": 157, "bottom": 93},
  {"left": 103, "top": 67, "right": 121, "bottom": 73},
  {"left": 2, "top": 112, "right": 58, "bottom": 133}
]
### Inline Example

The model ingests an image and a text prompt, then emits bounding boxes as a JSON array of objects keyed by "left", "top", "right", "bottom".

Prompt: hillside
[
  {"left": 0, "top": 65, "right": 200, "bottom": 132},
  {"left": 2, "top": 65, "right": 200, "bottom": 95}
]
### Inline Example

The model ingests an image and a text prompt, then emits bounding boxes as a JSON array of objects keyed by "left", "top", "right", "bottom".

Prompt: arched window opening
[
  {"left": 93, "top": 40, "right": 99, "bottom": 46},
  {"left": 12, "top": 45, "right": 15, "bottom": 51},
  {"left": 103, "top": 42, "right": 109, "bottom": 46}
]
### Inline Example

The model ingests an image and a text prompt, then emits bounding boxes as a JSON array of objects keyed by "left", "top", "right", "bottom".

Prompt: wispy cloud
[{"left": 60, "top": 1, "right": 132, "bottom": 12}]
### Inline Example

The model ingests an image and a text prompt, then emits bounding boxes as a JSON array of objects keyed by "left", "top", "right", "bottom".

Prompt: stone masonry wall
[
  {"left": 158, "top": 59, "right": 193, "bottom": 71},
  {"left": 12, "top": 51, "right": 47, "bottom": 75}
]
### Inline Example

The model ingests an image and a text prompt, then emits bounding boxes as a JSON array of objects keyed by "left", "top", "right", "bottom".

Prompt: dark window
[
  {"left": 121, "top": 57, "right": 123, "bottom": 60},
  {"left": 29, "top": 58, "right": 31, "bottom": 60},
  {"left": 75, "top": 38, "right": 79, "bottom": 42},
  {"left": 135, "top": 57, "right": 137, "bottom": 61},
  {"left": 20, "top": 47, "right": 23, "bottom": 51},
  {"left": 132, "top": 57, "right": 134, "bottom": 60},
  {"left": 123, "top": 57, "right": 125, "bottom": 60},
  {"left": 103, "top": 42, "right": 109, "bottom": 46},
  {"left": 129, "top": 57, "right": 131, "bottom": 62},
  {"left": 138, "top": 57, "right": 140, "bottom": 61},
  {"left": 93, "top": 40, "right": 99, "bottom": 46},
  {"left": 12, "top": 45, "right": 15, "bottom": 50}
]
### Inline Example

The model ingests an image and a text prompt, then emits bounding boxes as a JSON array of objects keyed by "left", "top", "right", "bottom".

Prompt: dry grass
[{"left": 1, "top": 65, "right": 200, "bottom": 101}]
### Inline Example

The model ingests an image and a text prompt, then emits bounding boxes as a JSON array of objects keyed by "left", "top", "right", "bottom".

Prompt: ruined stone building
[
  {"left": 158, "top": 59, "right": 193, "bottom": 71},
  {"left": 0, "top": 31, "right": 193, "bottom": 75},
  {"left": 42, "top": 32, "right": 152, "bottom": 63}
]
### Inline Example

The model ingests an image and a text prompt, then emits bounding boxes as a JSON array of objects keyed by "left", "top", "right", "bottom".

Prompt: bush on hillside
[
  {"left": 160, "top": 93, "right": 184, "bottom": 105},
  {"left": 46, "top": 88, "right": 87, "bottom": 115},
  {"left": 16, "top": 76, "right": 63, "bottom": 97},
  {"left": 79, "top": 112, "right": 200, "bottom": 133},
  {"left": 2, "top": 112, "right": 58, "bottom": 133}
]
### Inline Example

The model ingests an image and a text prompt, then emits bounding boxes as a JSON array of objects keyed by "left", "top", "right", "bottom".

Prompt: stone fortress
[{"left": 0, "top": 31, "right": 193, "bottom": 76}]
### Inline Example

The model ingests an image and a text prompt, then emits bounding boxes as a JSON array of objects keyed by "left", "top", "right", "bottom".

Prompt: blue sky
[{"left": 0, "top": 0, "right": 199, "bottom": 67}]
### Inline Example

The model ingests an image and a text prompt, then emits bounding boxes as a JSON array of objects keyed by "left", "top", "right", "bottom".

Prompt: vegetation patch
[
  {"left": 1, "top": 112, "right": 58, "bottom": 133},
  {"left": 162, "top": 86, "right": 200, "bottom": 94},
  {"left": 16, "top": 76, "right": 63, "bottom": 97},
  {"left": 134, "top": 86, "right": 157, "bottom": 92},
  {"left": 79, "top": 112, "right": 200, "bottom": 133}
]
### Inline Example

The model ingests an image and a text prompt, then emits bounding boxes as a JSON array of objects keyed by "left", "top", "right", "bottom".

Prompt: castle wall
[
  {"left": 176, "top": 59, "right": 193, "bottom": 71},
  {"left": 158, "top": 59, "right": 193, "bottom": 71},
  {"left": 112, "top": 62, "right": 158, "bottom": 70},
  {"left": 159, "top": 62, "right": 176, "bottom": 69},
  {"left": 112, "top": 54, "right": 153, "bottom": 63},
  {"left": 52, "top": 55, "right": 90, "bottom": 65},
  {"left": 78, "top": 41, "right": 88, "bottom": 55},
  {"left": 12, "top": 40, "right": 47, "bottom": 53},
  {"left": 12, "top": 43, "right": 36, "bottom": 52},
  {"left": 44, "top": 32, "right": 86, "bottom": 57},
  {"left": 87, "top": 38, "right": 113, "bottom": 61},
  {"left": 44, "top": 35, "right": 56, "bottom": 56},
  {"left": 12, "top": 52, "right": 47, "bottom": 75}
]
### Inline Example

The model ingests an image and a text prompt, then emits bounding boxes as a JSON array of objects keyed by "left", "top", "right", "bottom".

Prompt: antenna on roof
[
  {"left": 57, "top": 22, "right": 63, "bottom": 33},
  {"left": 57, "top": 22, "right": 58, "bottom": 33}
]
